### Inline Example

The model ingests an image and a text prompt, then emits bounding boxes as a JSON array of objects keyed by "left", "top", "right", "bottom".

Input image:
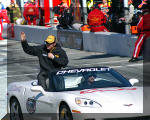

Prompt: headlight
[{"left": 75, "top": 98, "right": 102, "bottom": 107}]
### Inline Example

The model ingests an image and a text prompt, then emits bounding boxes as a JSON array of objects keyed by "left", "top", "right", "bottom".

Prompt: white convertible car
[{"left": 8, "top": 67, "right": 146, "bottom": 120}]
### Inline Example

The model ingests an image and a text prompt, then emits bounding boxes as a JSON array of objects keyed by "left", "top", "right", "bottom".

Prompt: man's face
[
  {"left": 88, "top": 76, "right": 95, "bottom": 83},
  {"left": 46, "top": 42, "right": 56, "bottom": 50}
]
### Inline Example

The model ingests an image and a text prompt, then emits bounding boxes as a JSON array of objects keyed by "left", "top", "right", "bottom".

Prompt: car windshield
[{"left": 51, "top": 67, "right": 132, "bottom": 92}]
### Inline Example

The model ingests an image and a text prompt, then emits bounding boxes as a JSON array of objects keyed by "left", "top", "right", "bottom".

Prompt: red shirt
[
  {"left": 87, "top": 8, "right": 107, "bottom": 26},
  {"left": 23, "top": 2, "right": 39, "bottom": 19},
  {"left": 137, "top": 13, "right": 150, "bottom": 33}
]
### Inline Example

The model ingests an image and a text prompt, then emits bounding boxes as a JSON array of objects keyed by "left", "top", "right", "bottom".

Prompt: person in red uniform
[
  {"left": 129, "top": 1, "right": 150, "bottom": 62},
  {"left": 0, "top": 9, "right": 9, "bottom": 40},
  {"left": 87, "top": 4, "right": 109, "bottom": 32},
  {"left": 0, "top": 9, "right": 3, "bottom": 40},
  {"left": 23, "top": 0, "right": 39, "bottom": 25},
  {"left": 0, "top": 1, "right": 6, "bottom": 40}
]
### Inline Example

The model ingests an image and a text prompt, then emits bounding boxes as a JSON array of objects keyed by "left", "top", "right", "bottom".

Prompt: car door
[{"left": 23, "top": 83, "right": 57, "bottom": 120}]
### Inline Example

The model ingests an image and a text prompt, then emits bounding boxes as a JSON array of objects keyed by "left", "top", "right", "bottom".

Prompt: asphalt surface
[
  {"left": 0, "top": 39, "right": 7, "bottom": 120},
  {"left": 0, "top": 38, "right": 144, "bottom": 119}
]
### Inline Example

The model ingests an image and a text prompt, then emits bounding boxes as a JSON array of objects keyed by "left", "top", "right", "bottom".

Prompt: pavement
[
  {"left": 0, "top": 39, "right": 7, "bottom": 120},
  {"left": 0, "top": 38, "right": 143, "bottom": 119}
]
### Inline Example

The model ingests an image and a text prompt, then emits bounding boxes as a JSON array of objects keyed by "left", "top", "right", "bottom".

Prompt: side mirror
[
  {"left": 129, "top": 78, "right": 139, "bottom": 85},
  {"left": 31, "top": 86, "right": 46, "bottom": 95},
  {"left": 31, "top": 81, "right": 38, "bottom": 86}
]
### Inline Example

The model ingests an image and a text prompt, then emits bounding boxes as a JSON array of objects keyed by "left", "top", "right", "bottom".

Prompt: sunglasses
[{"left": 45, "top": 41, "right": 54, "bottom": 45}]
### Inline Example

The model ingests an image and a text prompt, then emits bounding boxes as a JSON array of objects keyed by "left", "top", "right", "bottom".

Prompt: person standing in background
[
  {"left": 54, "top": 1, "right": 74, "bottom": 29},
  {"left": 23, "top": 0, "right": 39, "bottom": 25},
  {"left": 6, "top": 0, "right": 21, "bottom": 24},
  {"left": 87, "top": 4, "right": 109, "bottom": 32},
  {"left": 0, "top": 3, "right": 4, "bottom": 40},
  {"left": 119, "top": 0, "right": 134, "bottom": 23},
  {"left": 127, "top": 0, "right": 134, "bottom": 24},
  {"left": 129, "top": 1, "right": 150, "bottom": 62}
]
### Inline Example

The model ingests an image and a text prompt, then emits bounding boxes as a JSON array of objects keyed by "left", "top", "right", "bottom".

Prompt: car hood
[{"left": 66, "top": 87, "right": 143, "bottom": 113}]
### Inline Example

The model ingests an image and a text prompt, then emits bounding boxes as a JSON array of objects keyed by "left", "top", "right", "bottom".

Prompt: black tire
[
  {"left": 10, "top": 98, "right": 24, "bottom": 120},
  {"left": 59, "top": 104, "right": 73, "bottom": 120}
]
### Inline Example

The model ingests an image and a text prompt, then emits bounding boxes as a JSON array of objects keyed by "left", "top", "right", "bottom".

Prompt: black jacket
[{"left": 21, "top": 40, "right": 69, "bottom": 73}]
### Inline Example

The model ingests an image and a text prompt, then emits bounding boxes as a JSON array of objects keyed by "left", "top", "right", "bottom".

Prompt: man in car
[
  {"left": 20, "top": 32, "right": 69, "bottom": 89},
  {"left": 79, "top": 75, "right": 96, "bottom": 89}
]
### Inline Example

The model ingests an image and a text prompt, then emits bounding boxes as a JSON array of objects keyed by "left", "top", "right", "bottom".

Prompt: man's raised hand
[{"left": 20, "top": 32, "right": 26, "bottom": 41}]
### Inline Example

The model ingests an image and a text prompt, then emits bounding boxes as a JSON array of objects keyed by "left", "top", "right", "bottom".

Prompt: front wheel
[
  {"left": 59, "top": 104, "right": 73, "bottom": 120},
  {"left": 10, "top": 98, "right": 24, "bottom": 120}
]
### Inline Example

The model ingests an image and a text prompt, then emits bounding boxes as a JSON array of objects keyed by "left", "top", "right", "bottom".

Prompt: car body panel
[
  {"left": 8, "top": 80, "right": 143, "bottom": 112},
  {"left": 7, "top": 67, "right": 147, "bottom": 120}
]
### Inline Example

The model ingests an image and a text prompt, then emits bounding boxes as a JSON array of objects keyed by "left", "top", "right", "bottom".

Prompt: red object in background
[
  {"left": 0, "top": 9, "right": 12, "bottom": 39},
  {"left": 53, "top": 0, "right": 62, "bottom": 8},
  {"left": 52, "top": 0, "right": 71, "bottom": 27},
  {"left": 23, "top": 2, "right": 39, "bottom": 25},
  {"left": 44, "top": 0, "right": 50, "bottom": 26},
  {"left": 37, "top": 0, "right": 71, "bottom": 26},
  {"left": 0, "top": 9, "right": 9, "bottom": 23},
  {"left": 81, "top": 24, "right": 91, "bottom": 31},
  {"left": 11, "top": 0, "right": 15, "bottom": 3},
  {"left": 0, "top": 10, "right": 6, "bottom": 40},
  {"left": 87, "top": 8, "right": 109, "bottom": 32},
  {"left": 131, "top": 26, "right": 138, "bottom": 34},
  {"left": 38, "top": 0, "right": 58, "bottom": 26},
  {"left": 133, "top": 13, "right": 150, "bottom": 58}
]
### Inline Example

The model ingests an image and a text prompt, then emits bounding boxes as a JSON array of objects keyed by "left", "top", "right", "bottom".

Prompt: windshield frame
[{"left": 48, "top": 67, "right": 132, "bottom": 92}]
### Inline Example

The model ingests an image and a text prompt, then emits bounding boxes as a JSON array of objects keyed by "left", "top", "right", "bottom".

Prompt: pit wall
[{"left": 13, "top": 25, "right": 137, "bottom": 57}]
